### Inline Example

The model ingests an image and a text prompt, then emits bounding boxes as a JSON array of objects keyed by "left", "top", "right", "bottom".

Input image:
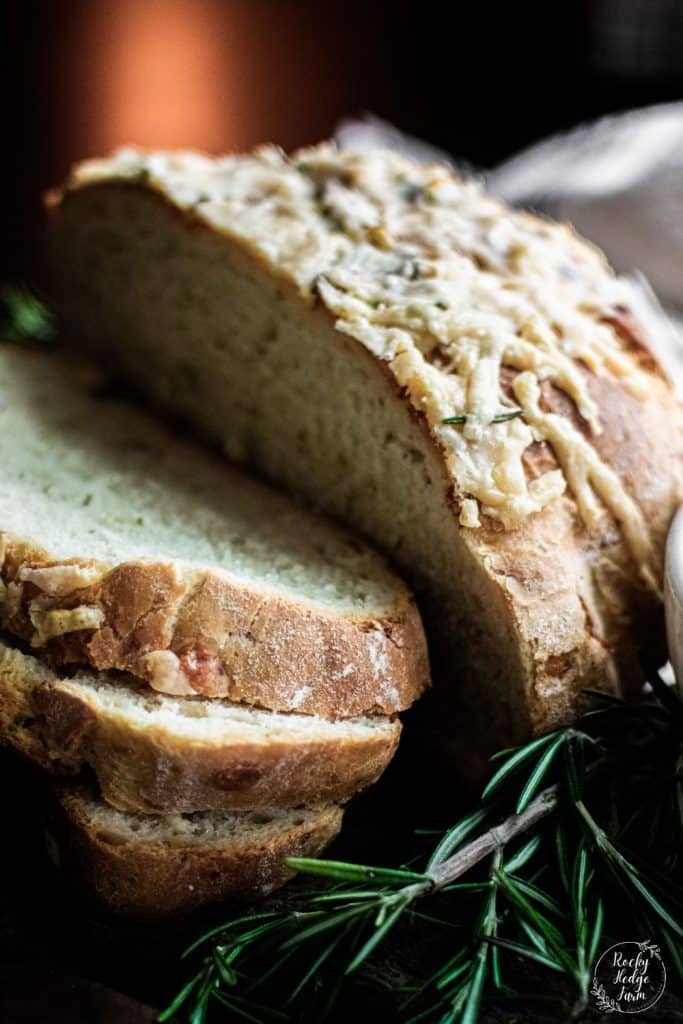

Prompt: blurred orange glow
[
  {"left": 75, "top": 0, "right": 239, "bottom": 154},
  {"left": 61, "top": 0, "right": 375, "bottom": 167}
]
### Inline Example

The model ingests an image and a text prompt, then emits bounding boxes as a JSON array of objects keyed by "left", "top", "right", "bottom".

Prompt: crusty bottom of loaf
[{"left": 46, "top": 782, "right": 343, "bottom": 921}]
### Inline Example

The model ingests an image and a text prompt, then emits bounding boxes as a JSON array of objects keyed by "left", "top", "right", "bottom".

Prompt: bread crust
[
  {"left": 0, "top": 641, "right": 401, "bottom": 812},
  {"left": 47, "top": 785, "right": 342, "bottom": 920},
  {"left": 0, "top": 509, "right": 429, "bottom": 720}
]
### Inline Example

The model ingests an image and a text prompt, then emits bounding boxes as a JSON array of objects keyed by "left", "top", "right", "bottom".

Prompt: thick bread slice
[
  {"left": 0, "top": 640, "right": 400, "bottom": 812},
  {"left": 47, "top": 783, "right": 342, "bottom": 920},
  {"left": 0, "top": 346, "right": 428, "bottom": 718},
  {"left": 47, "top": 145, "right": 683, "bottom": 776}
]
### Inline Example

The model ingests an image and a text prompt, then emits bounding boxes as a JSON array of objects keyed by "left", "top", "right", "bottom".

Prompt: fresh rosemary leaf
[
  {"left": 503, "top": 836, "right": 542, "bottom": 874},
  {"left": 157, "top": 971, "right": 205, "bottom": 1021},
  {"left": 504, "top": 875, "right": 564, "bottom": 919},
  {"left": 408, "top": 909, "right": 466, "bottom": 930},
  {"left": 562, "top": 733, "right": 586, "bottom": 803},
  {"left": 430, "top": 954, "right": 469, "bottom": 992},
  {"left": 459, "top": 954, "right": 488, "bottom": 1024},
  {"left": 440, "top": 882, "right": 491, "bottom": 894},
  {"left": 0, "top": 284, "right": 55, "bottom": 345},
  {"left": 182, "top": 912, "right": 279, "bottom": 958},
  {"left": 484, "top": 935, "right": 566, "bottom": 973},
  {"left": 213, "top": 990, "right": 287, "bottom": 1023},
  {"left": 515, "top": 733, "right": 566, "bottom": 813},
  {"left": 516, "top": 915, "right": 557, "bottom": 959},
  {"left": 188, "top": 972, "right": 213, "bottom": 1024},
  {"left": 427, "top": 808, "right": 489, "bottom": 868},
  {"left": 442, "top": 408, "right": 523, "bottom": 427},
  {"left": 286, "top": 858, "right": 428, "bottom": 885},
  {"left": 288, "top": 928, "right": 347, "bottom": 1002},
  {"left": 491, "top": 409, "right": 524, "bottom": 423},
  {"left": 494, "top": 870, "right": 578, "bottom": 979},
  {"left": 311, "top": 889, "right": 398, "bottom": 903},
  {"left": 554, "top": 821, "right": 571, "bottom": 894},
  {"left": 576, "top": 801, "right": 683, "bottom": 936},
  {"left": 280, "top": 905, "right": 366, "bottom": 947},
  {"left": 587, "top": 898, "right": 604, "bottom": 967},
  {"left": 490, "top": 942, "right": 502, "bottom": 990},
  {"left": 212, "top": 948, "right": 238, "bottom": 987},
  {"left": 482, "top": 731, "right": 560, "bottom": 802},
  {"left": 345, "top": 895, "right": 412, "bottom": 974}
]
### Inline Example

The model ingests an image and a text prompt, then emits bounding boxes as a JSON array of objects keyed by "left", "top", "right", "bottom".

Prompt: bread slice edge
[
  {"left": 46, "top": 782, "right": 343, "bottom": 920},
  {"left": 0, "top": 639, "right": 401, "bottom": 812}
]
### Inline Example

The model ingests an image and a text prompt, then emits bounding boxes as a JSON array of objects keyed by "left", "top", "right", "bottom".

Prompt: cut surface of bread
[
  {"left": 48, "top": 783, "right": 342, "bottom": 920},
  {"left": 0, "top": 346, "right": 428, "bottom": 717},
  {"left": 48, "top": 144, "right": 683, "bottom": 776},
  {"left": 0, "top": 639, "right": 400, "bottom": 812}
]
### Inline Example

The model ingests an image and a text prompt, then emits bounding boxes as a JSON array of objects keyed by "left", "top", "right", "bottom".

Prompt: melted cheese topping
[
  {"left": 71, "top": 144, "right": 664, "bottom": 583},
  {"left": 28, "top": 604, "right": 105, "bottom": 646}
]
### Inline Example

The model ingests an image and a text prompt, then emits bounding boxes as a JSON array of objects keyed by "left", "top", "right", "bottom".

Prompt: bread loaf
[{"left": 47, "top": 144, "right": 683, "bottom": 775}]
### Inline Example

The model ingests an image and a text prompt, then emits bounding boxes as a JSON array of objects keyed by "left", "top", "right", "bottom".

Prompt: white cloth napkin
[
  {"left": 489, "top": 103, "right": 683, "bottom": 310},
  {"left": 336, "top": 107, "right": 683, "bottom": 382}
]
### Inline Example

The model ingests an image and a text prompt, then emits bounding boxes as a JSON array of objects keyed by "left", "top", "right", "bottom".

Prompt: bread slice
[
  {"left": 46, "top": 782, "right": 342, "bottom": 920},
  {"left": 0, "top": 639, "right": 400, "bottom": 812},
  {"left": 0, "top": 346, "right": 428, "bottom": 718},
  {"left": 47, "top": 144, "right": 683, "bottom": 776}
]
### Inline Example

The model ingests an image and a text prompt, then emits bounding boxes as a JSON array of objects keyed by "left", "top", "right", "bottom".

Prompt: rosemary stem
[{"left": 427, "top": 786, "right": 558, "bottom": 891}]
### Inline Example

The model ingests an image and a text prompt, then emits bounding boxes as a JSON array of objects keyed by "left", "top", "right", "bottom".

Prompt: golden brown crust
[
  {"left": 0, "top": 531, "right": 429, "bottom": 719},
  {"left": 0, "top": 642, "right": 401, "bottom": 812},
  {"left": 47, "top": 785, "right": 342, "bottom": 920}
]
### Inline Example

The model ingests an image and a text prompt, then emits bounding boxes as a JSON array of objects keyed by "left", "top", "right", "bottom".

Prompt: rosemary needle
[{"left": 442, "top": 408, "right": 523, "bottom": 426}]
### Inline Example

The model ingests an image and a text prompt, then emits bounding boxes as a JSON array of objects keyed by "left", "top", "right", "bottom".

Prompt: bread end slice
[
  {"left": 0, "top": 639, "right": 401, "bottom": 812},
  {"left": 47, "top": 783, "right": 342, "bottom": 920}
]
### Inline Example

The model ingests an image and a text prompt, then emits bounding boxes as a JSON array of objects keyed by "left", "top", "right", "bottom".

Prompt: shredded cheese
[
  {"left": 19, "top": 563, "right": 104, "bottom": 597},
  {"left": 29, "top": 604, "right": 105, "bottom": 646},
  {"left": 71, "top": 144, "right": 667, "bottom": 584}
]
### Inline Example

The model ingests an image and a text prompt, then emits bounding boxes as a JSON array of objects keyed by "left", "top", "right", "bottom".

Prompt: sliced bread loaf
[
  {"left": 0, "top": 639, "right": 400, "bottom": 812},
  {"left": 47, "top": 782, "right": 342, "bottom": 919},
  {"left": 0, "top": 346, "right": 428, "bottom": 718},
  {"left": 47, "top": 144, "right": 683, "bottom": 774}
]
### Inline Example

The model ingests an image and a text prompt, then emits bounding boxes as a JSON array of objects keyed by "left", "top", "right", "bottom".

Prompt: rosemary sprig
[
  {"left": 443, "top": 409, "right": 523, "bottom": 426},
  {"left": 0, "top": 283, "right": 55, "bottom": 345},
  {"left": 163, "top": 677, "right": 683, "bottom": 1024}
]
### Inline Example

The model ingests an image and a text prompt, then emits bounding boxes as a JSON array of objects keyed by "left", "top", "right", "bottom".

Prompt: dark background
[{"left": 3, "top": 0, "right": 683, "bottom": 283}]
